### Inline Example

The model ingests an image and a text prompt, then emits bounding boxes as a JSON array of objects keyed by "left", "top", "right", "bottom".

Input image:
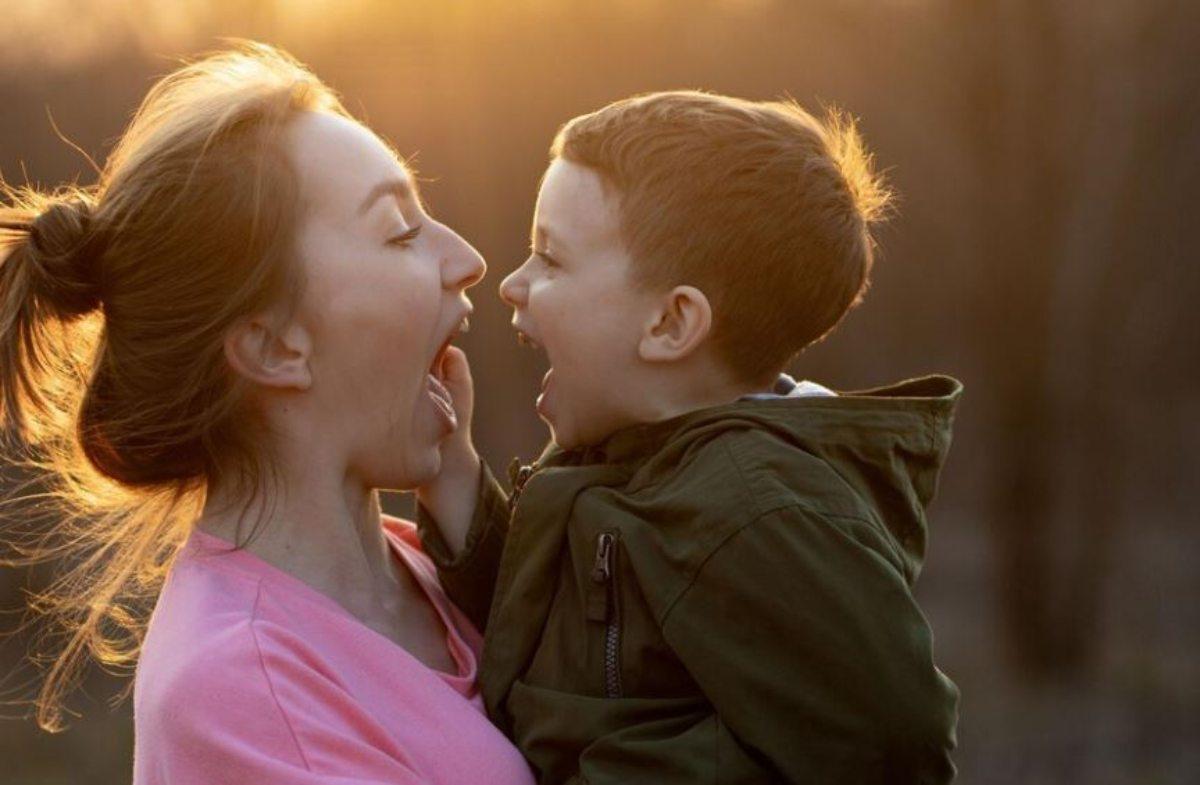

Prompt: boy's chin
[
  {"left": 545, "top": 415, "right": 620, "bottom": 453},
  {"left": 544, "top": 415, "right": 582, "bottom": 451},
  {"left": 545, "top": 421, "right": 575, "bottom": 451}
]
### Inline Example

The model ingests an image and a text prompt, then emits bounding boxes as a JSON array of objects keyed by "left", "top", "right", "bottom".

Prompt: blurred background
[{"left": 1, "top": 1, "right": 1197, "bottom": 783}]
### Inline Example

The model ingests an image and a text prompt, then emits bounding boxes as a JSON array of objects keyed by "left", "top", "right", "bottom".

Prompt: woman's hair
[{"left": 0, "top": 41, "right": 346, "bottom": 731}]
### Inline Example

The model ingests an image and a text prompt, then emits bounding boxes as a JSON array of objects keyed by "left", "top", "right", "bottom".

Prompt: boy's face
[{"left": 499, "top": 158, "right": 659, "bottom": 449}]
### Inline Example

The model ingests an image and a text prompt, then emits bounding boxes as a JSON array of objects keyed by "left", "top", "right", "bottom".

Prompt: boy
[{"left": 417, "top": 91, "right": 961, "bottom": 783}]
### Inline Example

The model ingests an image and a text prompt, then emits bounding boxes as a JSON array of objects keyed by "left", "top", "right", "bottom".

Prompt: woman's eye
[
  {"left": 387, "top": 224, "right": 423, "bottom": 248},
  {"left": 535, "top": 250, "right": 559, "bottom": 268}
]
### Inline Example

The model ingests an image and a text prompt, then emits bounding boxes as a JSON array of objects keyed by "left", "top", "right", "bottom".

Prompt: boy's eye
[
  {"left": 534, "top": 250, "right": 560, "bottom": 268},
  {"left": 387, "top": 224, "right": 423, "bottom": 248}
]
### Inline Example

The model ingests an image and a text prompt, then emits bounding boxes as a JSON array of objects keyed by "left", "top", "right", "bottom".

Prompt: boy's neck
[{"left": 635, "top": 360, "right": 773, "bottom": 425}]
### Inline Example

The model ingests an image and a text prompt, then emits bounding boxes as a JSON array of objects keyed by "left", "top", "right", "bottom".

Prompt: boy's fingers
[
  {"left": 439, "top": 345, "right": 475, "bottom": 421},
  {"left": 440, "top": 345, "right": 472, "bottom": 386}
]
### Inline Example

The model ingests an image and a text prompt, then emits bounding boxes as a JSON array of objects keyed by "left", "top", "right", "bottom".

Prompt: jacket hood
[{"left": 581, "top": 374, "right": 963, "bottom": 580}]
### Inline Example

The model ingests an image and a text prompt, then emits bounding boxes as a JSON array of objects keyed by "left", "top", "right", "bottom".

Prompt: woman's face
[{"left": 285, "top": 111, "right": 484, "bottom": 489}]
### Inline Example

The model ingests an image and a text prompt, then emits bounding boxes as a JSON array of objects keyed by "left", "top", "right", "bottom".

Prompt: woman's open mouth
[
  {"left": 425, "top": 317, "right": 470, "bottom": 433},
  {"left": 430, "top": 316, "right": 470, "bottom": 379}
]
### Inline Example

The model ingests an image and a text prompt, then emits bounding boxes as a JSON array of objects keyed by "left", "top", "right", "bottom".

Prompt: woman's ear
[
  {"left": 638, "top": 285, "right": 713, "bottom": 363},
  {"left": 224, "top": 315, "right": 313, "bottom": 391}
]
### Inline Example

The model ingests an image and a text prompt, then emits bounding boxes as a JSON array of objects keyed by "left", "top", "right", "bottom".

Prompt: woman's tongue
[{"left": 426, "top": 373, "right": 457, "bottom": 431}]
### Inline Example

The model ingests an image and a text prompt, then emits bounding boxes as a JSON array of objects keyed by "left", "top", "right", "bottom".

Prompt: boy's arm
[
  {"left": 415, "top": 460, "right": 511, "bottom": 632},
  {"left": 414, "top": 346, "right": 511, "bottom": 631},
  {"left": 574, "top": 505, "right": 958, "bottom": 785}
]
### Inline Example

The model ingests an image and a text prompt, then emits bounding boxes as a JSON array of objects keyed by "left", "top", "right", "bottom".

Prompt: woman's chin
[
  {"left": 375, "top": 447, "right": 440, "bottom": 492},
  {"left": 367, "top": 415, "right": 446, "bottom": 491},
  {"left": 407, "top": 453, "right": 442, "bottom": 489}
]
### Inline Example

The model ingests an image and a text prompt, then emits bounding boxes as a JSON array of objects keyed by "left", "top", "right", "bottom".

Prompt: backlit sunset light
[{"left": 1, "top": 2, "right": 1195, "bottom": 784}]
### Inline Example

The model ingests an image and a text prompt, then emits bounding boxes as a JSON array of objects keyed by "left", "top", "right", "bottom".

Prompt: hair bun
[{"left": 28, "top": 194, "right": 103, "bottom": 317}]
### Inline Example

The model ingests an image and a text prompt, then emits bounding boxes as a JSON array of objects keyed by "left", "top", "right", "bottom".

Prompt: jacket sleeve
[
  {"left": 574, "top": 505, "right": 958, "bottom": 785},
  {"left": 415, "top": 460, "right": 511, "bottom": 632}
]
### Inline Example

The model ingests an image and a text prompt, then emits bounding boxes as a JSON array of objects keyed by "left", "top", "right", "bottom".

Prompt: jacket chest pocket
[{"left": 586, "top": 531, "right": 623, "bottom": 698}]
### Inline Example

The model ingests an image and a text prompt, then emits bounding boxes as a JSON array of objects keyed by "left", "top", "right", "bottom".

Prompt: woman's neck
[{"left": 197, "top": 455, "right": 408, "bottom": 623}]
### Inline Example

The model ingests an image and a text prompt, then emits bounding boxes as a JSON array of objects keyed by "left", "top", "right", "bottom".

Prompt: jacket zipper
[
  {"left": 591, "top": 531, "right": 623, "bottom": 698},
  {"left": 508, "top": 460, "right": 535, "bottom": 513}
]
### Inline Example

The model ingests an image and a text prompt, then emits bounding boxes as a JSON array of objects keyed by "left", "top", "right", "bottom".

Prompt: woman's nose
[
  {"left": 498, "top": 263, "right": 528, "bottom": 308},
  {"left": 442, "top": 228, "right": 487, "bottom": 291}
]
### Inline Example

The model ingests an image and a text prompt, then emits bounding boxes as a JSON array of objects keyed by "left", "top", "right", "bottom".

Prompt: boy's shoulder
[
  {"left": 599, "top": 423, "right": 884, "bottom": 617},
  {"left": 574, "top": 376, "right": 959, "bottom": 610},
  {"left": 719, "top": 425, "right": 877, "bottom": 521},
  {"left": 627, "top": 420, "right": 875, "bottom": 526}
]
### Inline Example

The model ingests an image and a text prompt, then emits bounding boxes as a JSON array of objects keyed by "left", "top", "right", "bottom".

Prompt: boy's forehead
[{"left": 535, "top": 159, "right": 622, "bottom": 251}]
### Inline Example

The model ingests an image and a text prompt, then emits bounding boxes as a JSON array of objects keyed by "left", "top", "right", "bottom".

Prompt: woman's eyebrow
[{"left": 357, "top": 177, "right": 412, "bottom": 215}]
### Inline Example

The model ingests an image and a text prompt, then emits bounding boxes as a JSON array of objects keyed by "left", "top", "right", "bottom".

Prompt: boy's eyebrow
[{"left": 532, "top": 223, "right": 565, "bottom": 250}]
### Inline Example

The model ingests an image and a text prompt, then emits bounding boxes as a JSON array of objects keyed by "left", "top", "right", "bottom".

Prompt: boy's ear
[
  {"left": 638, "top": 285, "right": 713, "bottom": 363},
  {"left": 224, "top": 314, "right": 313, "bottom": 391}
]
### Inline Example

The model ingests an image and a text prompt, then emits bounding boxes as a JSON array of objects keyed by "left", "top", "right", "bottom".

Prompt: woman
[{"left": 0, "top": 43, "right": 533, "bottom": 784}]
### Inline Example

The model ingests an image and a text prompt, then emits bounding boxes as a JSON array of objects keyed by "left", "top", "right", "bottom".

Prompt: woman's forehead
[{"left": 286, "top": 111, "right": 410, "bottom": 216}]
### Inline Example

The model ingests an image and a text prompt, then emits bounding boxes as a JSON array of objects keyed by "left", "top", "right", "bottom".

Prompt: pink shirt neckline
[{"left": 184, "top": 517, "right": 477, "bottom": 691}]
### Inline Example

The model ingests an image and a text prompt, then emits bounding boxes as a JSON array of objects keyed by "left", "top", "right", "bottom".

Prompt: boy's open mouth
[
  {"left": 515, "top": 329, "right": 555, "bottom": 418},
  {"left": 516, "top": 330, "right": 542, "bottom": 351}
]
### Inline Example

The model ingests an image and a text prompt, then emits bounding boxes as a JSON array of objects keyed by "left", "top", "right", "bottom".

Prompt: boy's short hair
[{"left": 551, "top": 91, "right": 891, "bottom": 383}]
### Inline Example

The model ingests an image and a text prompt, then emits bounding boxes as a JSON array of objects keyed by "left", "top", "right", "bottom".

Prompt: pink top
[{"left": 132, "top": 517, "right": 535, "bottom": 785}]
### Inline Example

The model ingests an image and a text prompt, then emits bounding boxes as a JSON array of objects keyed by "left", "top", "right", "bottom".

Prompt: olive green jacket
[{"left": 417, "top": 375, "right": 962, "bottom": 784}]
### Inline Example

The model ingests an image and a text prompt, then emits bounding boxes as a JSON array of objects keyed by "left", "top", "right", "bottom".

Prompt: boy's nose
[{"left": 499, "top": 264, "right": 528, "bottom": 308}]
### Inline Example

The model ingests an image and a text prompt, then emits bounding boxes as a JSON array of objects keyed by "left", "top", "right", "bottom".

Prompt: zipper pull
[
  {"left": 508, "top": 459, "right": 535, "bottom": 512},
  {"left": 591, "top": 532, "right": 615, "bottom": 584}
]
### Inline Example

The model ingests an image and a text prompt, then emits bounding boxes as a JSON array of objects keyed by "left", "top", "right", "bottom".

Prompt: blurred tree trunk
[
  {"left": 955, "top": 0, "right": 1077, "bottom": 679},
  {"left": 1059, "top": 0, "right": 1200, "bottom": 666},
  {"left": 956, "top": 0, "right": 1197, "bottom": 679}
]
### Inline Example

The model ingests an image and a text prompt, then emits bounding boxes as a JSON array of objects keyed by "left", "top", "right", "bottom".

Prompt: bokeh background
[{"left": 1, "top": 1, "right": 1197, "bottom": 783}]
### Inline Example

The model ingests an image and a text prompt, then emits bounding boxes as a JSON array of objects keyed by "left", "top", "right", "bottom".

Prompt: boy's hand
[
  {"left": 433, "top": 344, "right": 480, "bottom": 479},
  {"left": 416, "top": 345, "right": 481, "bottom": 556}
]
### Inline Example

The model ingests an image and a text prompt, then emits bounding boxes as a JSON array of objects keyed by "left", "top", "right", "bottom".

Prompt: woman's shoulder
[
  {"left": 134, "top": 557, "right": 302, "bottom": 762},
  {"left": 133, "top": 523, "right": 532, "bottom": 785},
  {"left": 137, "top": 531, "right": 325, "bottom": 710},
  {"left": 133, "top": 544, "right": 376, "bottom": 781},
  {"left": 138, "top": 549, "right": 270, "bottom": 699},
  {"left": 138, "top": 524, "right": 436, "bottom": 708}
]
